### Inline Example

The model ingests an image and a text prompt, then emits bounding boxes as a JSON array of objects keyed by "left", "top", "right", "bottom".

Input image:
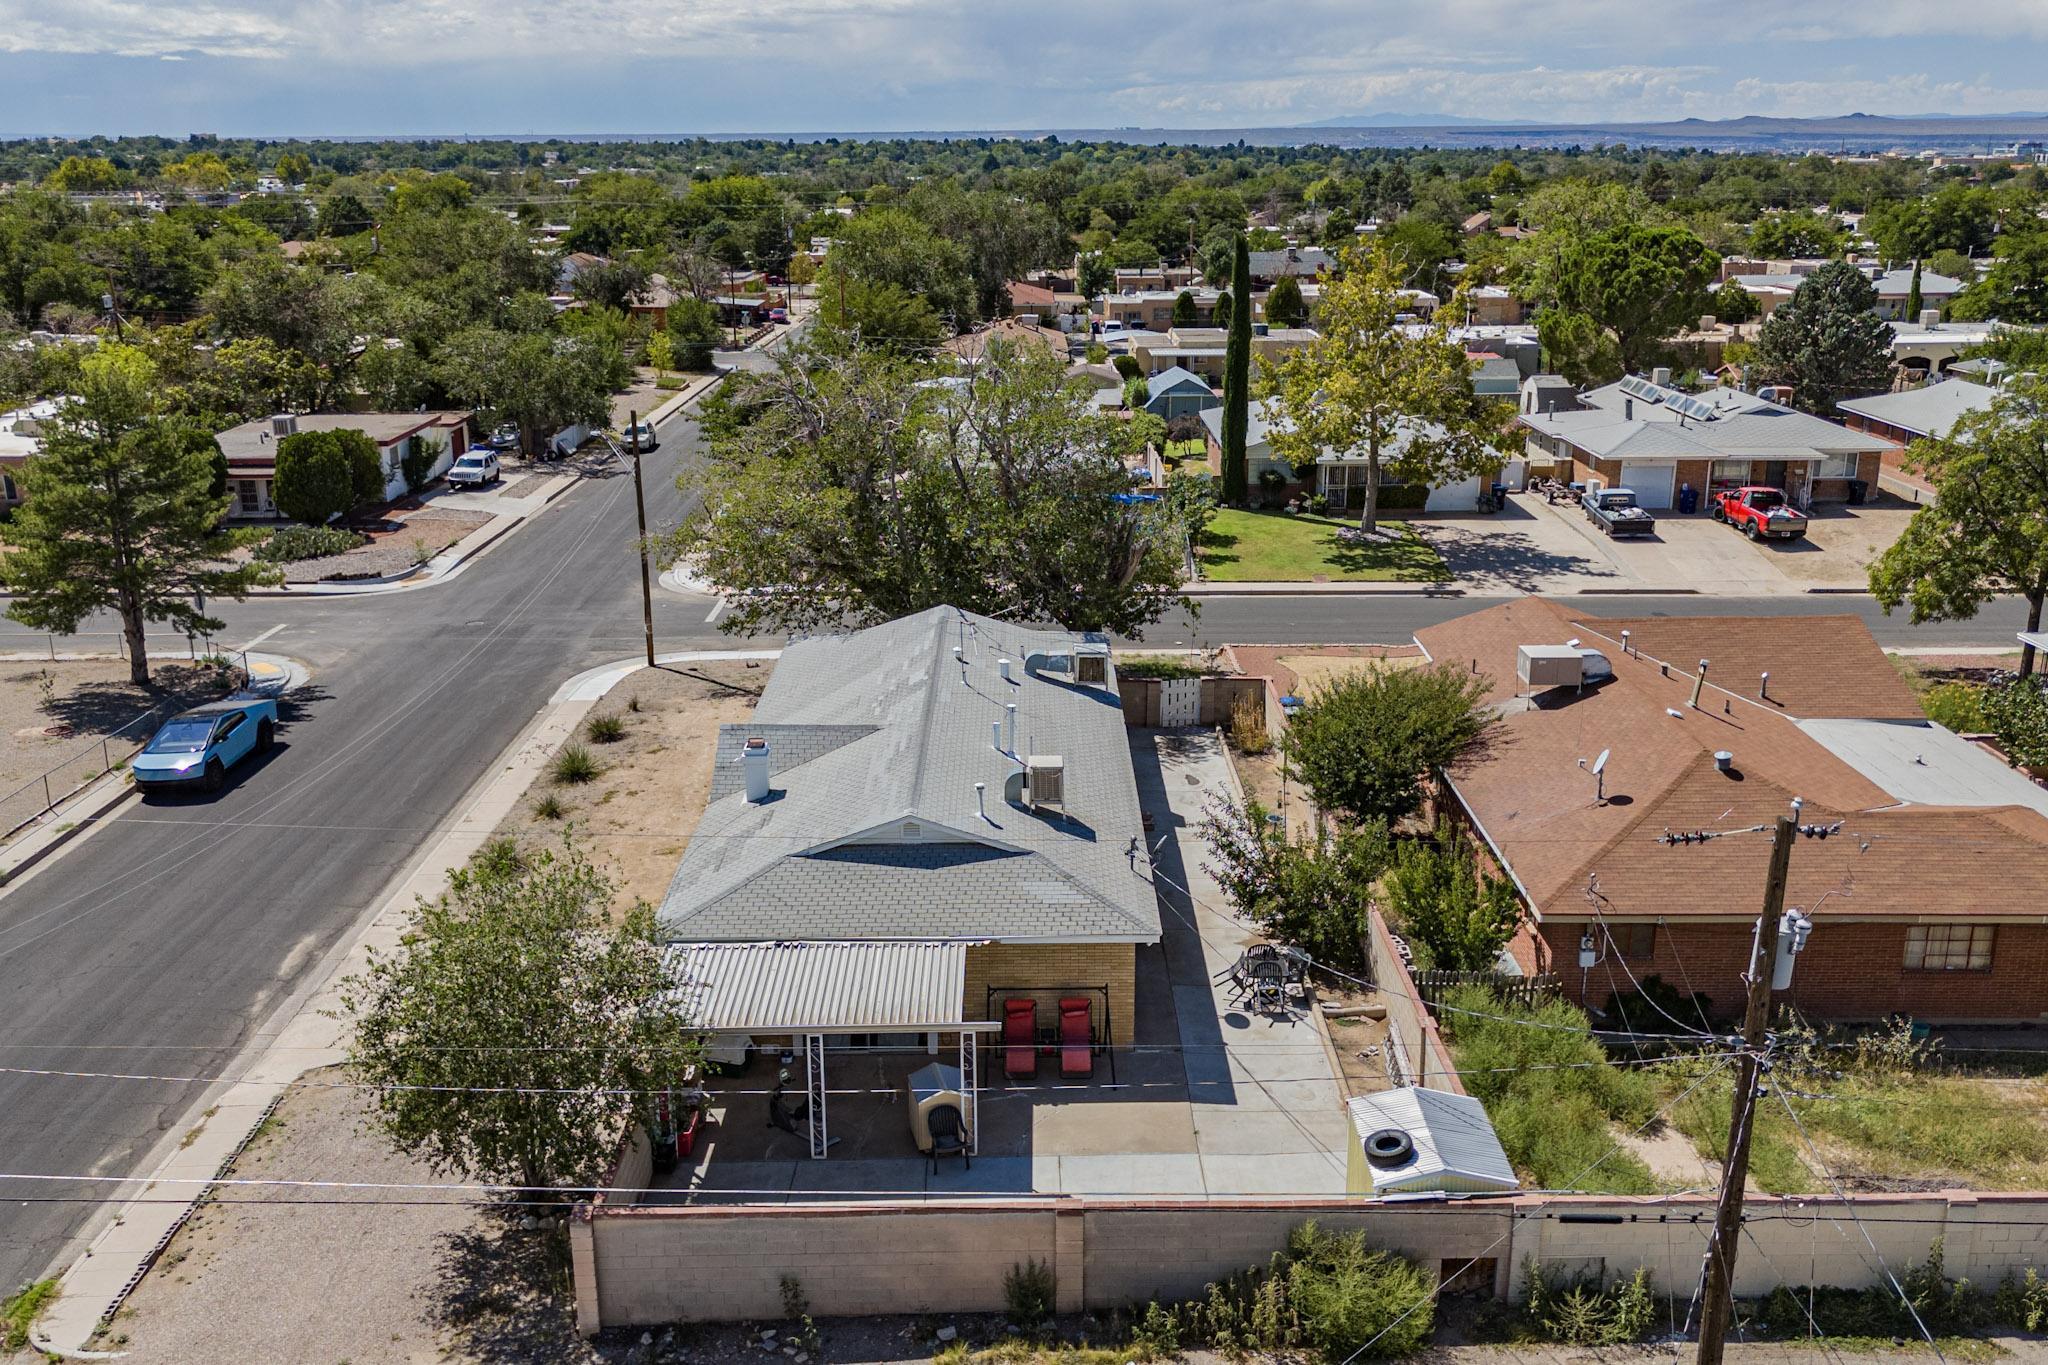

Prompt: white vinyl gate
[{"left": 1158, "top": 677, "right": 1201, "bottom": 727}]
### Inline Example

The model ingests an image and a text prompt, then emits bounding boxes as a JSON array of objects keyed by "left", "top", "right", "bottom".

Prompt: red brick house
[{"left": 1416, "top": 599, "right": 2048, "bottom": 1024}]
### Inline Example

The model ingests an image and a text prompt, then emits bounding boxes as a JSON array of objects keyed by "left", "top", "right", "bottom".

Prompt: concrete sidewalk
[{"left": 29, "top": 649, "right": 778, "bottom": 1356}]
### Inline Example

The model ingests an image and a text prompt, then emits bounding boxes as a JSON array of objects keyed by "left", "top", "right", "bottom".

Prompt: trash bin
[
  {"left": 1678, "top": 483, "right": 1699, "bottom": 515},
  {"left": 1847, "top": 478, "right": 1869, "bottom": 505}
]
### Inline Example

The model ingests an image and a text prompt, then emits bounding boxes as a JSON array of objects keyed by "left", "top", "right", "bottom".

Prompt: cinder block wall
[
  {"left": 964, "top": 942, "right": 1136, "bottom": 1046},
  {"left": 1364, "top": 910, "right": 1467, "bottom": 1096},
  {"left": 578, "top": 1192, "right": 2048, "bottom": 1332}
]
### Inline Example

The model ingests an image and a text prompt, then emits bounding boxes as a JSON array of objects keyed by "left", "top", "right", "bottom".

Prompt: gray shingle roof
[
  {"left": 1524, "top": 378, "right": 1892, "bottom": 462},
  {"left": 659, "top": 607, "right": 1160, "bottom": 946}
]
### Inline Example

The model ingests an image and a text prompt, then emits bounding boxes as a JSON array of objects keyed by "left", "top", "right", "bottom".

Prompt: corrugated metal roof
[
  {"left": 1346, "top": 1087, "right": 1519, "bottom": 1195},
  {"left": 665, "top": 940, "right": 973, "bottom": 1033}
]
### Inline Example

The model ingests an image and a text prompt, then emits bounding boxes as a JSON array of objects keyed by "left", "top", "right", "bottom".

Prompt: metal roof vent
[{"left": 1715, "top": 750, "right": 1734, "bottom": 773}]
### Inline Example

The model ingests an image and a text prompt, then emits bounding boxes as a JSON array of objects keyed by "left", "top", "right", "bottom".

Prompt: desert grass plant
[
  {"left": 585, "top": 712, "right": 627, "bottom": 743},
  {"left": 1229, "top": 693, "right": 1272, "bottom": 754},
  {"left": 550, "top": 742, "right": 599, "bottom": 784},
  {"left": 533, "top": 793, "right": 565, "bottom": 820}
]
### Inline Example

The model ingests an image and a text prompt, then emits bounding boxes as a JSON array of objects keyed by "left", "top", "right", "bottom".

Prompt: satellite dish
[{"left": 1591, "top": 749, "right": 1610, "bottom": 777}]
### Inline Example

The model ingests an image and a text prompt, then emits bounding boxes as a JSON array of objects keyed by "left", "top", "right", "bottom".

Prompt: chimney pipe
[
  {"left": 998, "top": 657, "right": 1012, "bottom": 682},
  {"left": 1689, "top": 659, "right": 1709, "bottom": 710},
  {"left": 1007, "top": 702, "right": 1017, "bottom": 753},
  {"left": 742, "top": 735, "right": 771, "bottom": 803},
  {"left": 1620, "top": 628, "right": 1632, "bottom": 655},
  {"left": 975, "top": 781, "right": 988, "bottom": 821},
  {"left": 992, "top": 720, "right": 1004, "bottom": 754},
  {"left": 1624, "top": 397, "right": 1633, "bottom": 420},
  {"left": 1760, "top": 670, "right": 1770, "bottom": 701}
]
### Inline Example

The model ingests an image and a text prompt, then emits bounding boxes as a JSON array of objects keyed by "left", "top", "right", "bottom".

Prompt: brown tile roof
[
  {"left": 1005, "top": 280, "right": 1057, "bottom": 310},
  {"left": 1415, "top": 599, "right": 2048, "bottom": 925}
]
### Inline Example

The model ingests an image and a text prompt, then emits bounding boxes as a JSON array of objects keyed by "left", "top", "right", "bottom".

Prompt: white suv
[
  {"left": 445, "top": 451, "right": 501, "bottom": 488},
  {"left": 621, "top": 421, "right": 660, "bottom": 452}
]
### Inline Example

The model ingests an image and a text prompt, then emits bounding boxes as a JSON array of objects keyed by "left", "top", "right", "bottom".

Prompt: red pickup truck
[{"left": 1713, "top": 486, "right": 1808, "bottom": 541}]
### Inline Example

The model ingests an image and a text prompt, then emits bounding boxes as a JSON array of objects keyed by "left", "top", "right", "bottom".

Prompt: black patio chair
[{"left": 927, "top": 1103, "right": 970, "bottom": 1174}]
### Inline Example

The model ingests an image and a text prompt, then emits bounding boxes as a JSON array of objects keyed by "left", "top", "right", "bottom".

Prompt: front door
[{"left": 1762, "top": 460, "right": 1789, "bottom": 489}]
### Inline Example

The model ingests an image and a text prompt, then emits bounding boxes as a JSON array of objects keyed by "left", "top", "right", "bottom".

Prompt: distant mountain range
[{"left": 1297, "top": 112, "right": 1497, "bottom": 128}]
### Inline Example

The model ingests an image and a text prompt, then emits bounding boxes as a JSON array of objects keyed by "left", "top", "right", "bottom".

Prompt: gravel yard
[
  {"left": 275, "top": 505, "right": 493, "bottom": 583},
  {"left": 102, "top": 1073, "right": 602, "bottom": 1364},
  {"left": 492, "top": 659, "right": 772, "bottom": 914}
]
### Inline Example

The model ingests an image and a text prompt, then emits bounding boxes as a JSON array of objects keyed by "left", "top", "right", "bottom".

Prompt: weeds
[
  {"left": 585, "top": 713, "right": 626, "bottom": 744},
  {"left": 2, "top": 1278, "right": 57, "bottom": 1351},
  {"left": 549, "top": 743, "right": 599, "bottom": 784},
  {"left": 1004, "top": 1258, "right": 1056, "bottom": 1330},
  {"left": 533, "top": 793, "right": 565, "bottom": 820},
  {"left": 625, "top": 695, "right": 643, "bottom": 713},
  {"left": 1522, "top": 1263, "right": 1660, "bottom": 1345},
  {"left": 1229, "top": 694, "right": 1271, "bottom": 754}
]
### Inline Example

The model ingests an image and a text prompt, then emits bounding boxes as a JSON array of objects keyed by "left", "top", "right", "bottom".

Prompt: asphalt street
[{"left": 0, "top": 361, "right": 2031, "bottom": 1294}]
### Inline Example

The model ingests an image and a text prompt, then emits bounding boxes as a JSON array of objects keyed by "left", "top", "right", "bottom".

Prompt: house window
[
  {"left": 1815, "top": 453, "right": 1858, "bottom": 480},
  {"left": 1608, "top": 923, "right": 1657, "bottom": 960},
  {"left": 238, "top": 480, "right": 260, "bottom": 514},
  {"left": 1905, "top": 924, "right": 1994, "bottom": 971},
  {"left": 1710, "top": 460, "right": 1750, "bottom": 486}
]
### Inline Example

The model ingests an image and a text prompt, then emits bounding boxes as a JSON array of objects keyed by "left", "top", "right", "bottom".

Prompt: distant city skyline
[{"left": 2, "top": 0, "right": 2047, "bottom": 137}]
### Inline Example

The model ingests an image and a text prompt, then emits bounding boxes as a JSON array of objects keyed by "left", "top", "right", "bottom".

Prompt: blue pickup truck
[{"left": 132, "top": 698, "right": 278, "bottom": 794}]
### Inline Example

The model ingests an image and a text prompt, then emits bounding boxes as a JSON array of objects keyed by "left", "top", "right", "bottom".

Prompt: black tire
[
  {"left": 256, "top": 718, "right": 274, "bottom": 753},
  {"left": 201, "top": 760, "right": 224, "bottom": 794},
  {"left": 1746, "top": 521, "right": 1761, "bottom": 541},
  {"left": 1711, "top": 503, "right": 1725, "bottom": 522}
]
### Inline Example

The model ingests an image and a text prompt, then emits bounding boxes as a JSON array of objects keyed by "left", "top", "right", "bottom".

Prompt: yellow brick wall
[{"left": 963, "top": 942, "right": 1136, "bottom": 1047}]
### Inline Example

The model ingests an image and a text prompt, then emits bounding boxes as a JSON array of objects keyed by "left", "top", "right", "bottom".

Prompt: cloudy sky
[{"left": 2, "top": 0, "right": 2046, "bottom": 135}]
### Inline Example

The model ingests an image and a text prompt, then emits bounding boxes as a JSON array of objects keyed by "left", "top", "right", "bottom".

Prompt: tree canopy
[
  {"left": 674, "top": 338, "right": 1190, "bottom": 637},
  {"left": 1750, "top": 262, "right": 1896, "bottom": 415},
  {"left": 1870, "top": 375, "right": 2048, "bottom": 678},
  {"left": 1283, "top": 661, "right": 1501, "bottom": 827},
  {"left": 1532, "top": 224, "right": 1719, "bottom": 383},
  {"left": 1259, "top": 245, "right": 1510, "bottom": 533},
  {"left": 272, "top": 426, "right": 384, "bottom": 525}
]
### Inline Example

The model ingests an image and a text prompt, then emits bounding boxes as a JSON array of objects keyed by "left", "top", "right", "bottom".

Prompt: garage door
[{"left": 1620, "top": 463, "right": 1676, "bottom": 509}]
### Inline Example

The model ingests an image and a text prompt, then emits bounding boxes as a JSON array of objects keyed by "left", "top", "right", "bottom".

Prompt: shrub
[
  {"left": 550, "top": 743, "right": 599, "bottom": 784},
  {"left": 533, "top": 793, "right": 564, "bottom": 820},
  {"left": 401, "top": 438, "right": 439, "bottom": 492},
  {"left": 273, "top": 427, "right": 384, "bottom": 525},
  {"left": 1921, "top": 680, "right": 1989, "bottom": 733},
  {"left": 1382, "top": 822, "right": 1523, "bottom": 972},
  {"left": 1284, "top": 662, "right": 1499, "bottom": 827},
  {"left": 469, "top": 836, "right": 526, "bottom": 878},
  {"left": 1230, "top": 694, "right": 1272, "bottom": 754},
  {"left": 1981, "top": 672, "right": 2048, "bottom": 769},
  {"left": 1112, "top": 353, "right": 1143, "bottom": 380},
  {"left": 1115, "top": 655, "right": 1205, "bottom": 680},
  {"left": 1003, "top": 1257, "right": 1056, "bottom": 1329},
  {"left": 1524, "top": 1263, "right": 1659, "bottom": 1346},
  {"left": 253, "top": 524, "right": 369, "bottom": 562},
  {"left": 668, "top": 297, "right": 722, "bottom": 371},
  {"left": 585, "top": 713, "right": 626, "bottom": 744}
]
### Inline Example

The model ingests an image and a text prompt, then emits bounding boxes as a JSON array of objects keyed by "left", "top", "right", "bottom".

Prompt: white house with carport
[
  {"left": 1199, "top": 399, "right": 1514, "bottom": 511},
  {"left": 1516, "top": 370, "right": 1893, "bottom": 511}
]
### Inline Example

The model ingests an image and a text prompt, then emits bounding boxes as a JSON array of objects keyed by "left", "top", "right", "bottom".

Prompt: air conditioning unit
[
  {"left": 270, "top": 414, "right": 299, "bottom": 439},
  {"left": 1025, "top": 756, "right": 1065, "bottom": 809},
  {"left": 1517, "top": 644, "right": 1585, "bottom": 689}
]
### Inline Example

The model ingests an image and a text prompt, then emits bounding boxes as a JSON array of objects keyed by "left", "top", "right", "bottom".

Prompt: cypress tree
[{"left": 1221, "top": 234, "right": 1251, "bottom": 505}]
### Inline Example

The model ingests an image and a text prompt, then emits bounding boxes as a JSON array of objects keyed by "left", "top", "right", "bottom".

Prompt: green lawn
[
  {"left": 1161, "top": 438, "right": 1206, "bottom": 465},
  {"left": 1198, "top": 508, "right": 1449, "bottom": 582}
]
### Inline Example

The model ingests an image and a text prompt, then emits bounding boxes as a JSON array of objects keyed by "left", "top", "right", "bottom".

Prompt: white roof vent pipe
[
  {"left": 742, "top": 735, "right": 771, "bottom": 803},
  {"left": 999, "top": 657, "right": 1012, "bottom": 682}
]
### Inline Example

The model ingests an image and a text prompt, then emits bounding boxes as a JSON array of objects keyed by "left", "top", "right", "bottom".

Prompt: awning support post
[
  {"left": 959, "top": 1028, "right": 979, "bottom": 1155},
  {"left": 804, "top": 1033, "right": 828, "bottom": 1159}
]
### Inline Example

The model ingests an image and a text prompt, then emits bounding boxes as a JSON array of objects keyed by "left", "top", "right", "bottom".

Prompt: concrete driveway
[{"left": 1417, "top": 495, "right": 1801, "bottom": 594}]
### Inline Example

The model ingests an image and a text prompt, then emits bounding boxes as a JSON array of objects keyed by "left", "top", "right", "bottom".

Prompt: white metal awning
[
  {"left": 2021, "top": 631, "right": 2048, "bottom": 653},
  {"left": 664, "top": 940, "right": 996, "bottom": 1034}
]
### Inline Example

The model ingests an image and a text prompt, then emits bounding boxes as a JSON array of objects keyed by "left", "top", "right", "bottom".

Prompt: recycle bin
[
  {"left": 1678, "top": 483, "right": 1699, "bottom": 515},
  {"left": 1848, "top": 478, "right": 1869, "bottom": 505}
]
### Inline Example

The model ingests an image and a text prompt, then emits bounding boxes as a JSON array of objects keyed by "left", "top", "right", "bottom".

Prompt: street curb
[
  {"left": 31, "top": 648, "right": 780, "bottom": 1356},
  {"left": 1804, "top": 587, "right": 1875, "bottom": 595},
  {"left": 1570, "top": 587, "right": 1704, "bottom": 595},
  {"left": 1185, "top": 584, "right": 1464, "bottom": 597}
]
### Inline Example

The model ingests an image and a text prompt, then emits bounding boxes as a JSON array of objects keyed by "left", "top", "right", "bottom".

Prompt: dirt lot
[
  {"left": 491, "top": 659, "right": 771, "bottom": 914},
  {"left": 273, "top": 503, "right": 494, "bottom": 583},
  {"left": 102, "top": 1073, "right": 603, "bottom": 1364},
  {"left": 1786, "top": 494, "right": 1919, "bottom": 584},
  {"left": 0, "top": 656, "right": 235, "bottom": 835}
]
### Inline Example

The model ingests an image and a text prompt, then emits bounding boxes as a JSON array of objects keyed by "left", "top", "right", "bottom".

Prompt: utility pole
[
  {"left": 1694, "top": 811, "right": 1797, "bottom": 1365},
  {"left": 627, "top": 410, "right": 656, "bottom": 668}
]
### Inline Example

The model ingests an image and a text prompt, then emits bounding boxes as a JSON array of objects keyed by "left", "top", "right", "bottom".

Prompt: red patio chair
[
  {"left": 1003, "top": 998, "right": 1038, "bottom": 1079},
  {"left": 1058, "top": 997, "right": 1094, "bottom": 1080}
]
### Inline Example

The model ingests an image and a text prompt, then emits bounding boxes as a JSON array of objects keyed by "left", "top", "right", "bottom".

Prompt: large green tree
[
  {"left": 1264, "top": 274, "right": 1307, "bottom": 328},
  {"left": 675, "top": 337, "right": 1189, "bottom": 637},
  {"left": 435, "top": 329, "right": 615, "bottom": 457},
  {"left": 1260, "top": 246, "right": 1510, "bottom": 534},
  {"left": 1221, "top": 234, "right": 1251, "bottom": 505},
  {"left": 343, "top": 839, "right": 700, "bottom": 1194},
  {"left": 1536, "top": 224, "right": 1718, "bottom": 382},
  {"left": 272, "top": 427, "right": 384, "bottom": 525},
  {"left": 0, "top": 345, "right": 262, "bottom": 684},
  {"left": 1750, "top": 262, "right": 1896, "bottom": 415},
  {"left": 1283, "top": 660, "right": 1500, "bottom": 827},
  {"left": 1871, "top": 375, "right": 2048, "bottom": 678}
]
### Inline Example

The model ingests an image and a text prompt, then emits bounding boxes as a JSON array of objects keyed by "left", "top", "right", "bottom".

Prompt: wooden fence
[{"left": 1409, "top": 969, "right": 1561, "bottom": 1011}]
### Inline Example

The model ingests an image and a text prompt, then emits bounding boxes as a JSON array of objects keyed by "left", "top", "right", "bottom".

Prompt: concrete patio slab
[
  {"left": 1199, "top": 1151, "right": 1348, "bottom": 1196},
  {"left": 1047, "top": 1152, "right": 1207, "bottom": 1195},
  {"left": 1031, "top": 1100, "right": 1197, "bottom": 1155},
  {"left": 1188, "top": 1105, "right": 1351, "bottom": 1157}
]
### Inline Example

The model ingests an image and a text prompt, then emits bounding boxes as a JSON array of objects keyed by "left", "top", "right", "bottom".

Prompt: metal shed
[{"left": 1344, "top": 1086, "right": 1519, "bottom": 1196}]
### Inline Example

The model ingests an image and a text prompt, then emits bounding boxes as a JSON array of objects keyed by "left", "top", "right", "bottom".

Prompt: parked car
[
  {"left": 132, "top": 698, "right": 278, "bottom": 794},
  {"left": 1583, "top": 486, "right": 1657, "bottom": 537},
  {"left": 1713, "top": 485, "right": 1808, "bottom": 540},
  {"left": 622, "top": 420, "right": 660, "bottom": 451},
  {"left": 445, "top": 451, "right": 501, "bottom": 487},
  {"left": 768, "top": 307, "right": 789, "bottom": 325},
  {"left": 483, "top": 424, "right": 520, "bottom": 451}
]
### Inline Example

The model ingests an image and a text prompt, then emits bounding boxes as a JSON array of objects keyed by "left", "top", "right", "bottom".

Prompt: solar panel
[
  {"left": 1673, "top": 394, "right": 1721, "bottom": 422},
  {"left": 1618, "top": 375, "right": 1665, "bottom": 404}
]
